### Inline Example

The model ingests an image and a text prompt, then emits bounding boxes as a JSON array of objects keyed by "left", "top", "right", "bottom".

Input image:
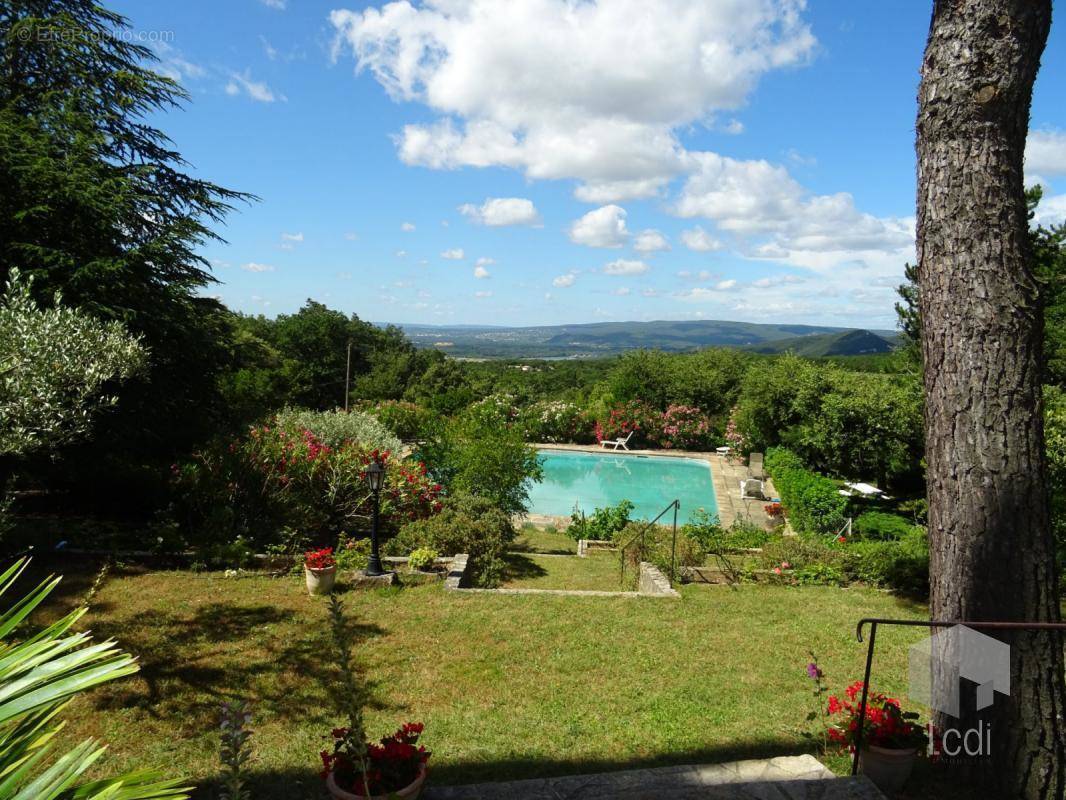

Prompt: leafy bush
[
  {"left": 361, "top": 400, "right": 439, "bottom": 442},
  {"left": 765, "top": 447, "right": 848, "bottom": 536},
  {"left": 566, "top": 500, "right": 635, "bottom": 542},
  {"left": 418, "top": 411, "right": 543, "bottom": 515},
  {"left": 335, "top": 534, "right": 371, "bottom": 571},
  {"left": 174, "top": 422, "right": 442, "bottom": 547},
  {"left": 408, "top": 547, "right": 439, "bottom": 570},
  {"left": 655, "top": 405, "right": 715, "bottom": 450},
  {"left": 519, "top": 400, "right": 593, "bottom": 444},
  {"left": 617, "top": 520, "right": 706, "bottom": 581},
  {"left": 385, "top": 494, "right": 516, "bottom": 587},
  {"left": 840, "top": 529, "right": 929, "bottom": 596},
  {"left": 852, "top": 511, "right": 917, "bottom": 541},
  {"left": 274, "top": 408, "right": 400, "bottom": 452},
  {"left": 681, "top": 510, "right": 776, "bottom": 552}
]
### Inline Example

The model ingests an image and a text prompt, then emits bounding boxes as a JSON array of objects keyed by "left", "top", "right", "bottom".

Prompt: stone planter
[
  {"left": 326, "top": 764, "right": 426, "bottom": 800},
  {"left": 859, "top": 745, "right": 917, "bottom": 792},
  {"left": 305, "top": 565, "right": 336, "bottom": 596}
]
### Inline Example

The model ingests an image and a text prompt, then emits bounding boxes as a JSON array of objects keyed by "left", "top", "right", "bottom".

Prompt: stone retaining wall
[
  {"left": 444, "top": 554, "right": 469, "bottom": 589},
  {"left": 577, "top": 539, "right": 616, "bottom": 557},
  {"left": 638, "top": 561, "right": 680, "bottom": 597}
]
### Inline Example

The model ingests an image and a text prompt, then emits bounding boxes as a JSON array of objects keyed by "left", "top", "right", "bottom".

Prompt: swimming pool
[{"left": 527, "top": 448, "right": 718, "bottom": 524}]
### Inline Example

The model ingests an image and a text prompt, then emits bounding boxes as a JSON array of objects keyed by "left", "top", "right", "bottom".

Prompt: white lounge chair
[{"left": 599, "top": 430, "right": 634, "bottom": 450}]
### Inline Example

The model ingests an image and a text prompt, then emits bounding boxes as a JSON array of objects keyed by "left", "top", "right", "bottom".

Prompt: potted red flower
[
  {"left": 305, "top": 547, "right": 337, "bottom": 595},
  {"left": 826, "top": 681, "right": 929, "bottom": 792},
  {"left": 322, "top": 723, "right": 430, "bottom": 799}
]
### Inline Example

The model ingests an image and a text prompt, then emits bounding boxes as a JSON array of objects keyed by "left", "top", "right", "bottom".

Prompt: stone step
[{"left": 424, "top": 755, "right": 885, "bottom": 800}]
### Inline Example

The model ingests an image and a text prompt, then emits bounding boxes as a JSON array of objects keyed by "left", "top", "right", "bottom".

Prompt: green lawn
[
  {"left": 511, "top": 526, "right": 576, "bottom": 554},
  {"left": 501, "top": 551, "right": 622, "bottom": 591},
  {"left": 29, "top": 562, "right": 933, "bottom": 798}
]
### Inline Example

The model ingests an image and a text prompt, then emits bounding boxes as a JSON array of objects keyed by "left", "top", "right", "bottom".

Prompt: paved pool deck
[
  {"left": 426, "top": 755, "right": 885, "bottom": 800},
  {"left": 521, "top": 444, "right": 776, "bottom": 530}
]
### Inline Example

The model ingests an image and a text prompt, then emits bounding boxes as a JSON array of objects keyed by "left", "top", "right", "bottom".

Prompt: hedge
[{"left": 765, "top": 446, "right": 848, "bottom": 536}]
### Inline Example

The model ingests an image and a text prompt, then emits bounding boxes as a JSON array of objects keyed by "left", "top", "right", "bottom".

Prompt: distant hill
[
  {"left": 741, "top": 329, "right": 896, "bottom": 357},
  {"left": 393, "top": 319, "right": 898, "bottom": 359}
]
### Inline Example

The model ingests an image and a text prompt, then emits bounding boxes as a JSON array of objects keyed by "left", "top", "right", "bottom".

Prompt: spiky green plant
[{"left": 0, "top": 559, "right": 189, "bottom": 799}]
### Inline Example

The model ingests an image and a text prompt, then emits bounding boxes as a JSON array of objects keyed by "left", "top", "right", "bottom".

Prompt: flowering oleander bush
[
  {"left": 467, "top": 393, "right": 518, "bottom": 427},
  {"left": 655, "top": 404, "right": 715, "bottom": 450},
  {"left": 594, "top": 401, "right": 659, "bottom": 448},
  {"left": 826, "top": 682, "right": 929, "bottom": 751},
  {"left": 724, "top": 406, "right": 747, "bottom": 454},
  {"left": 322, "top": 723, "right": 430, "bottom": 797},
  {"left": 305, "top": 547, "right": 336, "bottom": 570},
  {"left": 519, "top": 400, "right": 594, "bottom": 444},
  {"left": 172, "top": 419, "right": 443, "bottom": 548},
  {"left": 274, "top": 408, "right": 400, "bottom": 452}
]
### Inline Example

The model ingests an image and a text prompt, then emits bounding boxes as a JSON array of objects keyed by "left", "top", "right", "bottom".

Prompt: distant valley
[{"left": 393, "top": 319, "right": 898, "bottom": 359}]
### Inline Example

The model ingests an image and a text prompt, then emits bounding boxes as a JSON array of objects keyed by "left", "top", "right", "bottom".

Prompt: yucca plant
[{"left": 0, "top": 559, "right": 189, "bottom": 799}]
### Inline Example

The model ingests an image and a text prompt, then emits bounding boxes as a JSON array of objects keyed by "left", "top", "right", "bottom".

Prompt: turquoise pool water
[{"left": 527, "top": 448, "right": 718, "bottom": 524}]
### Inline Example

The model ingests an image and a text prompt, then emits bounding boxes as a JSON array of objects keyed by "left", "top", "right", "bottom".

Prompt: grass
[
  {"left": 25, "top": 560, "right": 934, "bottom": 798},
  {"left": 512, "top": 526, "right": 576, "bottom": 554},
  {"left": 501, "top": 551, "right": 622, "bottom": 591}
]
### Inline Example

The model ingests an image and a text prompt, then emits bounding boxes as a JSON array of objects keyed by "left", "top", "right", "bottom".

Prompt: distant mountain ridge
[{"left": 392, "top": 319, "right": 898, "bottom": 359}]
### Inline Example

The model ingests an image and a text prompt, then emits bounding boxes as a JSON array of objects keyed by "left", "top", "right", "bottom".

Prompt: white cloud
[
  {"left": 475, "top": 257, "right": 495, "bottom": 267},
  {"left": 401, "top": 221, "right": 416, "bottom": 231},
  {"left": 281, "top": 232, "right": 304, "bottom": 242},
  {"left": 344, "top": 231, "right": 358, "bottom": 241},
  {"left": 226, "top": 70, "right": 285, "bottom": 103},
  {"left": 260, "top": 0, "right": 286, "bottom": 8},
  {"left": 474, "top": 290, "right": 493, "bottom": 298},
  {"left": 260, "top": 35, "right": 279, "bottom": 60},
  {"left": 633, "top": 229, "right": 670, "bottom": 254},
  {"left": 641, "top": 288, "right": 659, "bottom": 297},
  {"left": 395, "top": 249, "right": 407, "bottom": 257},
  {"left": 552, "top": 273, "right": 576, "bottom": 288},
  {"left": 152, "top": 42, "right": 206, "bottom": 82},
  {"left": 722, "top": 118, "right": 745, "bottom": 135},
  {"left": 1034, "top": 193, "right": 1066, "bottom": 227},
  {"left": 242, "top": 262, "right": 275, "bottom": 273},
  {"left": 331, "top": 0, "right": 815, "bottom": 202},
  {"left": 474, "top": 265, "right": 491, "bottom": 279},
  {"left": 441, "top": 248, "right": 465, "bottom": 260},
  {"left": 1026, "top": 129, "right": 1066, "bottom": 177},
  {"left": 459, "top": 197, "right": 541, "bottom": 226},
  {"left": 570, "top": 205, "right": 629, "bottom": 248},
  {"left": 716, "top": 279, "right": 738, "bottom": 290},
  {"left": 603, "top": 258, "right": 649, "bottom": 276},
  {"left": 612, "top": 287, "right": 632, "bottom": 296},
  {"left": 680, "top": 226, "right": 722, "bottom": 252}
]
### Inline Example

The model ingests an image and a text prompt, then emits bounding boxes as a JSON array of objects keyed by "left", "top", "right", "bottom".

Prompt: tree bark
[{"left": 917, "top": 1, "right": 1064, "bottom": 797}]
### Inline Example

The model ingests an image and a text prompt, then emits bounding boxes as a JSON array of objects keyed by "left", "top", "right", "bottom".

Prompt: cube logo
[{"left": 908, "top": 625, "right": 1011, "bottom": 716}]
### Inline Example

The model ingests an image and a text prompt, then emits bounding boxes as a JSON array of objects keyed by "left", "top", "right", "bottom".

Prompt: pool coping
[{"left": 520, "top": 443, "right": 773, "bottom": 530}]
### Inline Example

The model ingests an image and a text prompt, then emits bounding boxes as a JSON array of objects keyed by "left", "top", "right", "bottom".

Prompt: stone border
[
  {"left": 577, "top": 539, "right": 616, "bottom": 557},
  {"left": 638, "top": 561, "right": 680, "bottom": 597},
  {"left": 442, "top": 552, "right": 679, "bottom": 598}
]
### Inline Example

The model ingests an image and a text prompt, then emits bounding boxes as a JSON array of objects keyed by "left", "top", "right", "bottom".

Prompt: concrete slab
[{"left": 425, "top": 755, "right": 885, "bottom": 800}]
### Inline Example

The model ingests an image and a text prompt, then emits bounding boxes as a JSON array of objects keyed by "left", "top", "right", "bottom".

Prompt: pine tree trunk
[{"left": 917, "top": 2, "right": 1064, "bottom": 797}]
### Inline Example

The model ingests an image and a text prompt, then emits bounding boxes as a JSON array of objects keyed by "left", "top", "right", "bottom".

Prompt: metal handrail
[
  {"left": 618, "top": 499, "right": 680, "bottom": 586},
  {"left": 850, "top": 617, "right": 1066, "bottom": 777}
]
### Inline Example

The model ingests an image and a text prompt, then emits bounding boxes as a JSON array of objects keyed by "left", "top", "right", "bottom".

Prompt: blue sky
[{"left": 112, "top": 0, "right": 1066, "bottom": 328}]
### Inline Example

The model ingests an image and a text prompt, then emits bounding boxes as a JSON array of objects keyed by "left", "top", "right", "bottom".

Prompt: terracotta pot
[
  {"left": 325, "top": 764, "right": 426, "bottom": 800},
  {"left": 305, "top": 565, "right": 337, "bottom": 596},
  {"left": 859, "top": 745, "right": 917, "bottom": 792}
]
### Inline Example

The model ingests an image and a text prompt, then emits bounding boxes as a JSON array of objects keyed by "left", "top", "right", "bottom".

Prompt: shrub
[
  {"left": 274, "top": 408, "right": 401, "bottom": 452},
  {"left": 519, "top": 400, "right": 593, "bottom": 444},
  {"left": 385, "top": 494, "right": 516, "bottom": 587},
  {"left": 852, "top": 511, "right": 917, "bottom": 541},
  {"left": 594, "top": 401, "right": 660, "bottom": 448},
  {"left": 361, "top": 400, "right": 439, "bottom": 442},
  {"left": 617, "top": 520, "right": 705, "bottom": 581},
  {"left": 566, "top": 500, "right": 634, "bottom": 542},
  {"left": 408, "top": 547, "right": 439, "bottom": 570},
  {"left": 418, "top": 411, "right": 542, "bottom": 515},
  {"left": 765, "top": 447, "right": 848, "bottom": 536},
  {"left": 335, "top": 534, "right": 371, "bottom": 571},
  {"left": 173, "top": 424, "right": 442, "bottom": 548},
  {"left": 840, "top": 529, "right": 929, "bottom": 596},
  {"left": 655, "top": 405, "right": 715, "bottom": 450}
]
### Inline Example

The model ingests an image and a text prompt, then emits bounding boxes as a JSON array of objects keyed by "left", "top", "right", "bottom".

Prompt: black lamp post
[{"left": 365, "top": 459, "right": 386, "bottom": 576}]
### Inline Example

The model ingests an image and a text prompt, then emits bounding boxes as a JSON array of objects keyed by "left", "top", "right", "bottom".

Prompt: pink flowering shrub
[
  {"left": 172, "top": 417, "right": 442, "bottom": 547},
  {"left": 724, "top": 405, "right": 748, "bottom": 453},
  {"left": 656, "top": 405, "right": 715, "bottom": 450}
]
